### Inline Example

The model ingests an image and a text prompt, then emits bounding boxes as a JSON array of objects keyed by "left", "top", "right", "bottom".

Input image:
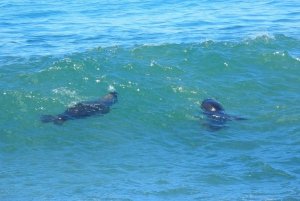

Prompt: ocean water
[{"left": 1, "top": 1, "right": 300, "bottom": 200}]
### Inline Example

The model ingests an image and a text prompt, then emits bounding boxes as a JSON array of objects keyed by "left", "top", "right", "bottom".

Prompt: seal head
[{"left": 201, "top": 98, "right": 246, "bottom": 130}]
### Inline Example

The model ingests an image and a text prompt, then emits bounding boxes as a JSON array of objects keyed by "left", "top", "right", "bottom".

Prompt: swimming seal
[
  {"left": 41, "top": 91, "right": 118, "bottom": 125},
  {"left": 201, "top": 98, "right": 246, "bottom": 130}
]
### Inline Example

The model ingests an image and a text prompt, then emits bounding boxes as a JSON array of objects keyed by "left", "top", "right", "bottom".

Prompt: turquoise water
[{"left": 1, "top": 1, "right": 300, "bottom": 200}]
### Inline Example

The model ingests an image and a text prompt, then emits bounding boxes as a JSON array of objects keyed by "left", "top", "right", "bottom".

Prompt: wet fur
[{"left": 41, "top": 92, "right": 118, "bottom": 125}]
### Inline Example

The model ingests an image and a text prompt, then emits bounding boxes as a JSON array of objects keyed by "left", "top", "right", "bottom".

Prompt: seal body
[
  {"left": 201, "top": 98, "right": 246, "bottom": 130},
  {"left": 41, "top": 92, "right": 118, "bottom": 125}
]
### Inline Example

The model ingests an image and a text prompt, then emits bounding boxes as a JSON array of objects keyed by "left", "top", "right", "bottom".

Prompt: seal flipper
[
  {"left": 41, "top": 115, "right": 56, "bottom": 123},
  {"left": 228, "top": 116, "right": 248, "bottom": 121},
  {"left": 53, "top": 116, "right": 67, "bottom": 125},
  {"left": 41, "top": 115, "right": 67, "bottom": 125}
]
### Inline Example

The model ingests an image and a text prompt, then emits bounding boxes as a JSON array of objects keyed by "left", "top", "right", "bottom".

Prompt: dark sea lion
[
  {"left": 41, "top": 91, "right": 118, "bottom": 125},
  {"left": 201, "top": 98, "right": 247, "bottom": 130}
]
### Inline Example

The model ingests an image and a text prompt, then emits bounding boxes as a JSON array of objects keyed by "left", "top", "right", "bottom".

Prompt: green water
[{"left": 1, "top": 35, "right": 300, "bottom": 200}]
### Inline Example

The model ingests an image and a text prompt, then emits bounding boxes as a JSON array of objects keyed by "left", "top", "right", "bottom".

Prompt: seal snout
[{"left": 108, "top": 91, "right": 118, "bottom": 104}]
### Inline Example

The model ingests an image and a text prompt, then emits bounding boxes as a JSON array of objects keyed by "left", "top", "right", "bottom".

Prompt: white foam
[{"left": 108, "top": 85, "right": 116, "bottom": 92}]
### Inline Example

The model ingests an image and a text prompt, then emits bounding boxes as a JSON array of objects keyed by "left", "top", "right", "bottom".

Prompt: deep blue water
[{"left": 1, "top": 1, "right": 300, "bottom": 200}]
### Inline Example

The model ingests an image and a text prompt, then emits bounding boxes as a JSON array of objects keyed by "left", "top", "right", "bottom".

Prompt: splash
[{"left": 108, "top": 85, "right": 116, "bottom": 92}]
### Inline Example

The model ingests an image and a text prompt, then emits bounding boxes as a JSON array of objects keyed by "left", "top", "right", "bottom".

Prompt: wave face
[
  {"left": 1, "top": 35, "right": 300, "bottom": 200},
  {"left": 1, "top": 0, "right": 300, "bottom": 199}
]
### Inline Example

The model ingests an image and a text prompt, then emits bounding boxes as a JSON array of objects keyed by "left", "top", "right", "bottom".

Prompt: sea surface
[{"left": 1, "top": 1, "right": 300, "bottom": 200}]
